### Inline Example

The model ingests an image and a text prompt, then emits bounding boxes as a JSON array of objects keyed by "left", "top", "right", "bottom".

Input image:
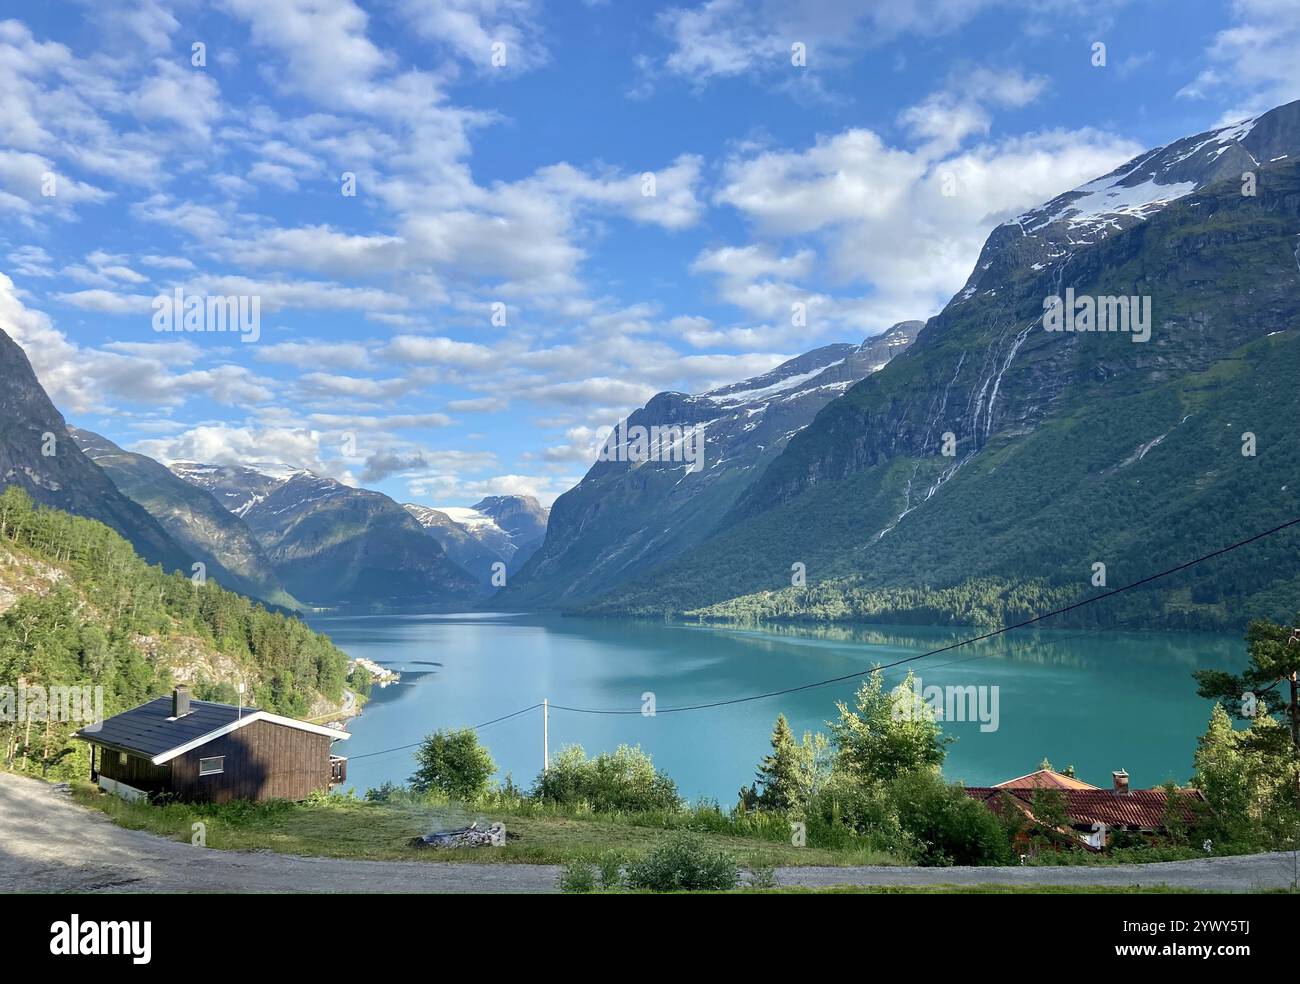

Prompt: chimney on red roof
[{"left": 1112, "top": 769, "right": 1130, "bottom": 795}]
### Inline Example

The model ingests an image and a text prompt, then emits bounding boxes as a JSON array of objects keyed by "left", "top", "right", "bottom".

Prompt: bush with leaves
[
  {"left": 409, "top": 728, "right": 496, "bottom": 800},
  {"left": 596, "top": 852, "right": 625, "bottom": 890},
  {"left": 748, "top": 862, "right": 778, "bottom": 890},
  {"left": 805, "top": 773, "right": 907, "bottom": 851},
  {"left": 625, "top": 832, "right": 739, "bottom": 892},
  {"left": 558, "top": 860, "right": 597, "bottom": 894},
  {"left": 888, "top": 770, "right": 1010, "bottom": 866},
  {"left": 532, "top": 744, "right": 681, "bottom": 812},
  {"left": 831, "top": 670, "right": 952, "bottom": 785}
]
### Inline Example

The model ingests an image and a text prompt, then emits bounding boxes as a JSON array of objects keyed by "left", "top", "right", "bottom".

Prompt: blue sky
[{"left": 0, "top": 0, "right": 1295, "bottom": 507}]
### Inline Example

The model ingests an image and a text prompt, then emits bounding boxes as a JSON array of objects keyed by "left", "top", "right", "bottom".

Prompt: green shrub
[
  {"left": 748, "top": 862, "right": 778, "bottom": 890},
  {"left": 409, "top": 729, "right": 496, "bottom": 801},
  {"left": 888, "top": 770, "right": 1010, "bottom": 866},
  {"left": 558, "top": 860, "right": 597, "bottom": 893},
  {"left": 596, "top": 852, "right": 625, "bottom": 890},
  {"left": 532, "top": 744, "right": 681, "bottom": 812},
  {"left": 364, "top": 781, "right": 406, "bottom": 803},
  {"left": 625, "top": 832, "right": 739, "bottom": 892},
  {"left": 805, "top": 774, "right": 908, "bottom": 853}
]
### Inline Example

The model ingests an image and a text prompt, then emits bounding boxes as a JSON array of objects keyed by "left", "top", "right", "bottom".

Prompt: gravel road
[{"left": 2, "top": 772, "right": 1294, "bottom": 893}]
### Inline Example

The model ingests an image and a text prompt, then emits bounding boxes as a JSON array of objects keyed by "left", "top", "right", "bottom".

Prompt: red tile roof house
[
  {"left": 965, "top": 769, "right": 1207, "bottom": 853},
  {"left": 74, "top": 686, "right": 350, "bottom": 804}
]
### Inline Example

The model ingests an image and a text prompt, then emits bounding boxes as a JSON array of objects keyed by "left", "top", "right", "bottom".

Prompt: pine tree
[{"left": 752, "top": 714, "right": 801, "bottom": 811}]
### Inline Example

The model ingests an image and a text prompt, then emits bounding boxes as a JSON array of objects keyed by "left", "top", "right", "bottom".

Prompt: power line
[
  {"left": 343, "top": 514, "right": 1300, "bottom": 758},
  {"left": 346, "top": 702, "right": 543, "bottom": 761},
  {"left": 548, "top": 515, "right": 1300, "bottom": 715}
]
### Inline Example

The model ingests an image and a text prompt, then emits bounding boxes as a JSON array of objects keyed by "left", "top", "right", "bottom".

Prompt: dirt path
[{"left": 1, "top": 773, "right": 1295, "bottom": 893}]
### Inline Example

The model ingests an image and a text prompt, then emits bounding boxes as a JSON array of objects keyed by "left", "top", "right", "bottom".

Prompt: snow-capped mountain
[
  {"left": 496, "top": 322, "right": 920, "bottom": 608},
  {"left": 955, "top": 106, "right": 1300, "bottom": 306},
  {"left": 404, "top": 495, "right": 550, "bottom": 583},
  {"left": 590, "top": 99, "right": 1300, "bottom": 627},
  {"left": 169, "top": 461, "right": 305, "bottom": 517},
  {"left": 169, "top": 463, "right": 477, "bottom": 609}
]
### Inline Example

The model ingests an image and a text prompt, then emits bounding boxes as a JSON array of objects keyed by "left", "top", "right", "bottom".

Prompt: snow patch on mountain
[
  {"left": 436, "top": 506, "right": 502, "bottom": 534},
  {"left": 705, "top": 361, "right": 846, "bottom": 407}
]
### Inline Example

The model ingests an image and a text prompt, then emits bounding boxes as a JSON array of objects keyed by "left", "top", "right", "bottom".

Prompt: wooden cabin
[{"left": 75, "top": 686, "right": 349, "bottom": 804}]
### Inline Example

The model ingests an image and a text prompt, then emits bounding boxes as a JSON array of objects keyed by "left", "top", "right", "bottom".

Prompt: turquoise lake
[{"left": 305, "top": 612, "right": 1244, "bottom": 803}]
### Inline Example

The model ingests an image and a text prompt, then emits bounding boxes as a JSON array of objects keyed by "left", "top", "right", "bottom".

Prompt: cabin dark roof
[{"left": 76, "top": 697, "right": 254, "bottom": 758}]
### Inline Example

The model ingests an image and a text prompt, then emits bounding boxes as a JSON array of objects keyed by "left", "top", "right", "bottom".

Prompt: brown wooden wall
[
  {"left": 95, "top": 746, "right": 170, "bottom": 793},
  {"left": 168, "top": 719, "right": 333, "bottom": 804}
]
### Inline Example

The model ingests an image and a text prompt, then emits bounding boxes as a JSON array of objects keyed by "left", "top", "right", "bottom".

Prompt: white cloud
[
  {"left": 295, "top": 372, "right": 427, "bottom": 401},
  {"left": 7, "top": 244, "right": 53, "bottom": 276},
  {"left": 309, "top": 412, "right": 454, "bottom": 430},
  {"left": 0, "top": 149, "right": 111, "bottom": 220},
  {"left": 383, "top": 334, "right": 497, "bottom": 367},
  {"left": 255, "top": 340, "right": 373, "bottom": 370},
  {"left": 447, "top": 395, "right": 508, "bottom": 412},
  {"left": 1178, "top": 0, "right": 1300, "bottom": 118},
  {"left": 132, "top": 60, "right": 223, "bottom": 139},
  {"left": 408, "top": 469, "right": 575, "bottom": 506},
  {"left": 398, "top": 0, "right": 547, "bottom": 73},
  {"left": 140, "top": 255, "right": 197, "bottom": 271},
  {"left": 655, "top": 0, "right": 1003, "bottom": 85},
  {"left": 135, "top": 422, "right": 355, "bottom": 482},
  {"left": 711, "top": 120, "right": 1143, "bottom": 331},
  {"left": 716, "top": 129, "right": 923, "bottom": 236},
  {"left": 692, "top": 244, "right": 815, "bottom": 282},
  {"left": 52, "top": 288, "right": 154, "bottom": 314},
  {"left": 219, "top": 0, "right": 395, "bottom": 108}
]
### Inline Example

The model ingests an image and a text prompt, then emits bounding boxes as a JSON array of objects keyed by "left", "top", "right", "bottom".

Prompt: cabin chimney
[
  {"left": 1112, "top": 769, "right": 1130, "bottom": 795},
  {"left": 172, "top": 686, "right": 191, "bottom": 718}
]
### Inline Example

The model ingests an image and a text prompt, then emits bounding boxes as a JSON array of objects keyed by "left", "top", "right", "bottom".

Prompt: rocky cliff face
[
  {"left": 69, "top": 428, "right": 298, "bottom": 609},
  {"left": 589, "top": 99, "right": 1300, "bottom": 628},
  {"left": 497, "top": 323, "right": 920, "bottom": 607},
  {"left": 0, "top": 327, "right": 189, "bottom": 572}
]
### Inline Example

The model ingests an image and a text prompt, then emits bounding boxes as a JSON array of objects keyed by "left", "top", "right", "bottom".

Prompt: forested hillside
[{"left": 0, "top": 487, "right": 349, "bottom": 779}]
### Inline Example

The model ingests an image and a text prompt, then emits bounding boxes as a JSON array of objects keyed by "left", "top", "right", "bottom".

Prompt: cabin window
[
  {"left": 199, "top": 756, "right": 225, "bottom": 776},
  {"left": 119, "top": 751, "right": 128, "bottom": 766}
]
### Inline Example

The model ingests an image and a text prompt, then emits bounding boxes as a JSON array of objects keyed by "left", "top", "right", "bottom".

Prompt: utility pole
[{"left": 543, "top": 698, "right": 549, "bottom": 773}]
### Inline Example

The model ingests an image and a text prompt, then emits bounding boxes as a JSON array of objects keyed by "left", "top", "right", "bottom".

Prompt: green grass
[
  {"left": 69, "top": 784, "right": 1297, "bottom": 893},
  {"left": 72, "top": 783, "right": 902, "bottom": 867}
]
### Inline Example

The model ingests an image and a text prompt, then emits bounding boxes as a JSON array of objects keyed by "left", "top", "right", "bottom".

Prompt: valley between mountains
[{"left": 4, "top": 101, "right": 1300, "bottom": 634}]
